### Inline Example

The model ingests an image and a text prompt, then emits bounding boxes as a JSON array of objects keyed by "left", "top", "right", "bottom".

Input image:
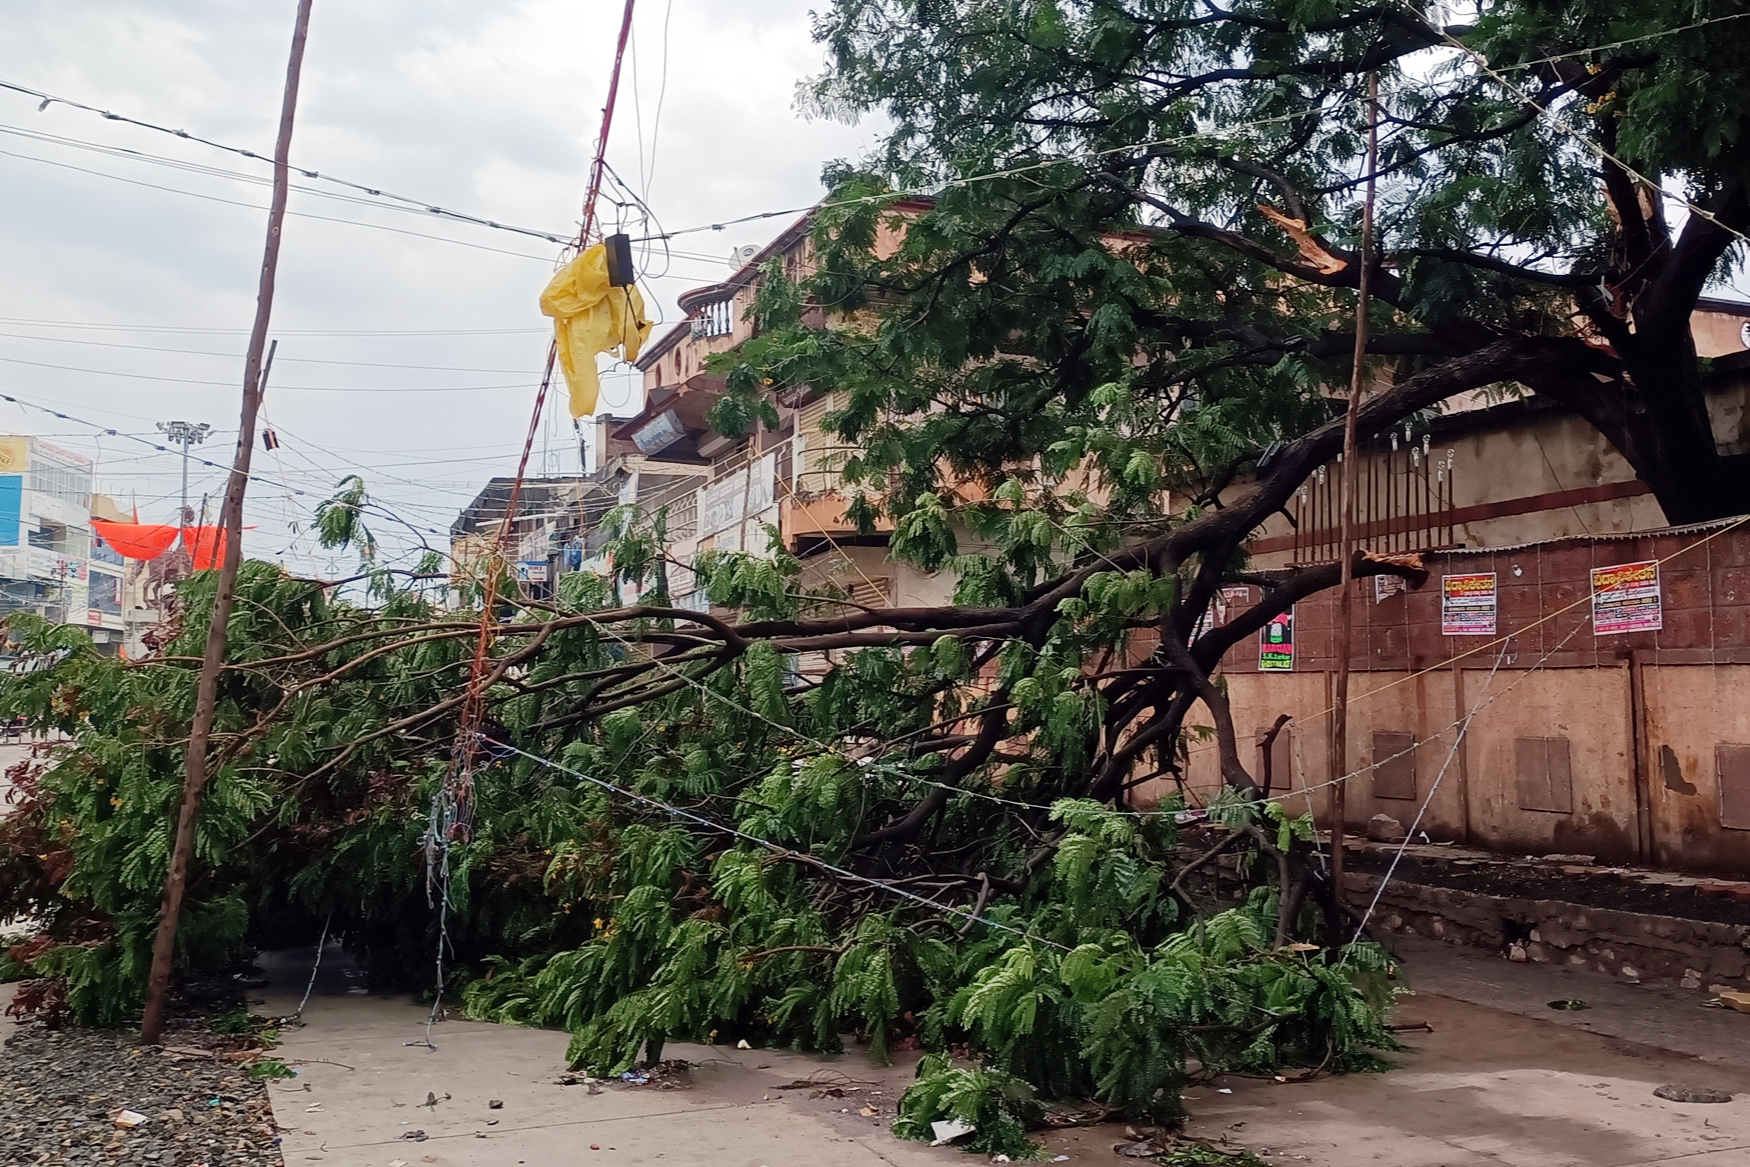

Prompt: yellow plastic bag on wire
[{"left": 538, "top": 242, "right": 652, "bottom": 417}]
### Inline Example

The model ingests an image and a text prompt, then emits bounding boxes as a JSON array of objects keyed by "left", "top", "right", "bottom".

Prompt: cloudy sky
[{"left": 0, "top": 0, "right": 880, "bottom": 574}]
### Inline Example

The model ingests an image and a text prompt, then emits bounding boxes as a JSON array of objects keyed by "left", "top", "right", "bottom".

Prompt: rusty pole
[
  {"left": 1327, "top": 73, "right": 1379, "bottom": 910},
  {"left": 140, "top": 0, "right": 314, "bottom": 1044}
]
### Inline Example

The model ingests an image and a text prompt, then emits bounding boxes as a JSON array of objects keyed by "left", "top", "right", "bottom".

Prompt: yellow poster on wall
[{"left": 0, "top": 438, "right": 27, "bottom": 473}]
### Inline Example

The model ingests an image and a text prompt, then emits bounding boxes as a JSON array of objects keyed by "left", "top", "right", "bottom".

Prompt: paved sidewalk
[
  {"left": 254, "top": 938, "right": 1750, "bottom": 1167},
  {"left": 254, "top": 947, "right": 949, "bottom": 1167}
]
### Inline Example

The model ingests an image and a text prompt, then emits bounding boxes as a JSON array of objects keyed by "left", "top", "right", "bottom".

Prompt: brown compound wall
[{"left": 1178, "top": 520, "right": 1750, "bottom": 875}]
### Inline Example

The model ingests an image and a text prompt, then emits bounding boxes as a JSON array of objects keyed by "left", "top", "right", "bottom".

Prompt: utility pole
[
  {"left": 1328, "top": 73, "right": 1380, "bottom": 910},
  {"left": 156, "top": 420, "right": 212, "bottom": 525},
  {"left": 140, "top": 0, "right": 315, "bottom": 1044}
]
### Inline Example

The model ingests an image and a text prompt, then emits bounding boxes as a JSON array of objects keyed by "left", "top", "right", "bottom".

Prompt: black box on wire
[{"left": 604, "top": 233, "right": 635, "bottom": 287}]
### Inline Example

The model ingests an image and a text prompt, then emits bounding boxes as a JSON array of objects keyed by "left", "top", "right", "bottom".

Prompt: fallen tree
[
  {"left": 0, "top": 472, "right": 1410, "bottom": 1133},
  {"left": 16, "top": 2, "right": 1746, "bottom": 1140}
]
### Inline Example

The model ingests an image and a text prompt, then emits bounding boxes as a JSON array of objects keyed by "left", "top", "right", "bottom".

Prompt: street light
[{"left": 155, "top": 420, "right": 212, "bottom": 525}]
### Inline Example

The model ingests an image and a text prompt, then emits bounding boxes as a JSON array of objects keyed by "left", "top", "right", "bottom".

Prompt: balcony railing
[
  {"left": 688, "top": 296, "right": 735, "bottom": 340},
  {"left": 1288, "top": 439, "right": 1458, "bottom": 563}
]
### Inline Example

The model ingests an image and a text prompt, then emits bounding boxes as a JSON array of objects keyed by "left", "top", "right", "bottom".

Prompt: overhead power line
[
  {"left": 0, "top": 352, "right": 533, "bottom": 393},
  {"left": 0, "top": 77, "right": 576, "bottom": 246},
  {"left": 0, "top": 316, "right": 547, "bottom": 336},
  {"left": 0, "top": 329, "right": 544, "bottom": 374},
  {"left": 0, "top": 145, "right": 560, "bottom": 262}
]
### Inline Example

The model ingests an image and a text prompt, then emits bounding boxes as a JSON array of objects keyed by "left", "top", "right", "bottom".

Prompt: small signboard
[
  {"left": 1374, "top": 573, "right": 1406, "bottom": 602},
  {"left": 1191, "top": 585, "right": 1252, "bottom": 641},
  {"left": 1441, "top": 572, "right": 1497, "bottom": 636},
  {"left": 516, "top": 561, "right": 549, "bottom": 584},
  {"left": 1259, "top": 608, "right": 1295, "bottom": 671},
  {"left": 1592, "top": 559, "right": 1662, "bottom": 635}
]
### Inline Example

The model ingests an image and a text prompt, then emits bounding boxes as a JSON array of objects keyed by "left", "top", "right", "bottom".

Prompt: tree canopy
[{"left": 756, "top": 0, "right": 1750, "bottom": 524}]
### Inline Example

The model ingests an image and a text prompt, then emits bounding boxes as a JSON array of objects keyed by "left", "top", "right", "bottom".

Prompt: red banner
[{"left": 91, "top": 519, "right": 180, "bottom": 561}]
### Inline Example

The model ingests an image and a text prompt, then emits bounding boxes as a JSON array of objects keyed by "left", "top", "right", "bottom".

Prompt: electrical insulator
[
  {"left": 1317, "top": 466, "right": 1327, "bottom": 485},
  {"left": 1411, "top": 448, "right": 1421, "bottom": 467},
  {"left": 1422, "top": 434, "right": 1431, "bottom": 456},
  {"left": 1390, "top": 433, "right": 1399, "bottom": 451}
]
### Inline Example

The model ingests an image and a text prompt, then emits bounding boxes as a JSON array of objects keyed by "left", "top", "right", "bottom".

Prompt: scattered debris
[
  {"left": 489, "top": 1098, "right": 504, "bottom": 1109},
  {"left": 1654, "top": 1085, "right": 1733, "bottom": 1104},
  {"left": 1042, "top": 1102, "right": 1113, "bottom": 1127},
  {"left": 774, "top": 1070, "right": 877, "bottom": 1090},
  {"left": 858, "top": 1105, "right": 877, "bottom": 1116},
  {"left": 1716, "top": 989, "right": 1750, "bottom": 1014},
  {"left": 1387, "top": 1020, "right": 1434, "bottom": 1032},
  {"left": 1365, "top": 813, "right": 1407, "bottom": 843},
  {"left": 620, "top": 1071, "right": 649, "bottom": 1085},
  {"left": 113, "top": 1110, "right": 150, "bottom": 1128},
  {"left": 1547, "top": 999, "right": 1590, "bottom": 1011},
  {"left": 419, "top": 1090, "right": 450, "bottom": 1108},
  {"left": 929, "top": 1118, "right": 975, "bottom": 1146},
  {"left": 736, "top": 1039, "right": 752, "bottom": 1049},
  {"left": 401, "top": 1130, "right": 428, "bottom": 1142},
  {"left": 1113, "top": 1139, "right": 1164, "bottom": 1158},
  {"left": 160, "top": 1044, "right": 217, "bottom": 1060}
]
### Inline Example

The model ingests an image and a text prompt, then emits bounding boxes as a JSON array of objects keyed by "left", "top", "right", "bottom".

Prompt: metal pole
[
  {"left": 1327, "top": 73, "right": 1379, "bottom": 911},
  {"left": 578, "top": 0, "right": 639, "bottom": 246},
  {"left": 179, "top": 441, "right": 189, "bottom": 525},
  {"left": 140, "top": 0, "right": 314, "bottom": 1044}
]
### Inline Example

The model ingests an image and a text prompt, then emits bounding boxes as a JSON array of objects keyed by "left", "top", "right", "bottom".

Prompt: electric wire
[
  {"left": 1344, "top": 640, "right": 1511, "bottom": 957},
  {"left": 493, "top": 738, "right": 1072, "bottom": 951},
  {"left": 0, "top": 145, "right": 560, "bottom": 262},
  {"left": 0, "top": 78, "right": 574, "bottom": 244}
]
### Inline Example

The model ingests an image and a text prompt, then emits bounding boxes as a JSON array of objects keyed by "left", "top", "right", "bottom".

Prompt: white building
[{"left": 0, "top": 436, "right": 123, "bottom": 653}]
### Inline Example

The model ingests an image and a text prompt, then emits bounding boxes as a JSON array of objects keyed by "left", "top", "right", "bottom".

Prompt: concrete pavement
[
  {"left": 253, "top": 939, "right": 1750, "bottom": 1167},
  {"left": 253, "top": 947, "right": 950, "bottom": 1167}
]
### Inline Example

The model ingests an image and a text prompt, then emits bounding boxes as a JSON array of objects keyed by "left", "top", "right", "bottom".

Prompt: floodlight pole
[{"left": 156, "top": 420, "right": 212, "bottom": 525}]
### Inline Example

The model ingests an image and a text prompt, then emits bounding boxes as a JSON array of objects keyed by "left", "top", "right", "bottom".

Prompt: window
[
  {"left": 1371, "top": 732, "right": 1417, "bottom": 800},
  {"left": 90, "top": 571, "right": 122, "bottom": 615},
  {"left": 1515, "top": 736, "right": 1573, "bottom": 813},
  {"left": 1716, "top": 744, "right": 1750, "bottom": 831},
  {"left": 846, "top": 577, "right": 894, "bottom": 609}
]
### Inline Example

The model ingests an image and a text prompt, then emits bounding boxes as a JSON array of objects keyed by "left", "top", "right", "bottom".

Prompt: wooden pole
[
  {"left": 140, "top": 0, "right": 315, "bottom": 1045},
  {"left": 1327, "top": 73, "right": 1379, "bottom": 910}
]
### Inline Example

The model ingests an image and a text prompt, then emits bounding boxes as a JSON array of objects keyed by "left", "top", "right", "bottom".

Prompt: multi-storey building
[{"left": 0, "top": 436, "right": 98, "bottom": 641}]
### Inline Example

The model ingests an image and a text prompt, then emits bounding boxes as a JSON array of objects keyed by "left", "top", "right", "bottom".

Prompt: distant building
[{"left": 0, "top": 436, "right": 123, "bottom": 651}]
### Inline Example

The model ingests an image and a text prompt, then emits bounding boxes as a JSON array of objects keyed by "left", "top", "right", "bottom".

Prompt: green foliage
[
  {"left": 315, "top": 475, "right": 376, "bottom": 561},
  {"left": 892, "top": 1052, "right": 1044, "bottom": 1160},
  {"left": 246, "top": 1057, "right": 296, "bottom": 1081}
]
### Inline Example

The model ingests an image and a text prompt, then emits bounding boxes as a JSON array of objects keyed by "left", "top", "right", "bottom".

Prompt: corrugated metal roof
[{"left": 1430, "top": 512, "right": 1750, "bottom": 557}]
